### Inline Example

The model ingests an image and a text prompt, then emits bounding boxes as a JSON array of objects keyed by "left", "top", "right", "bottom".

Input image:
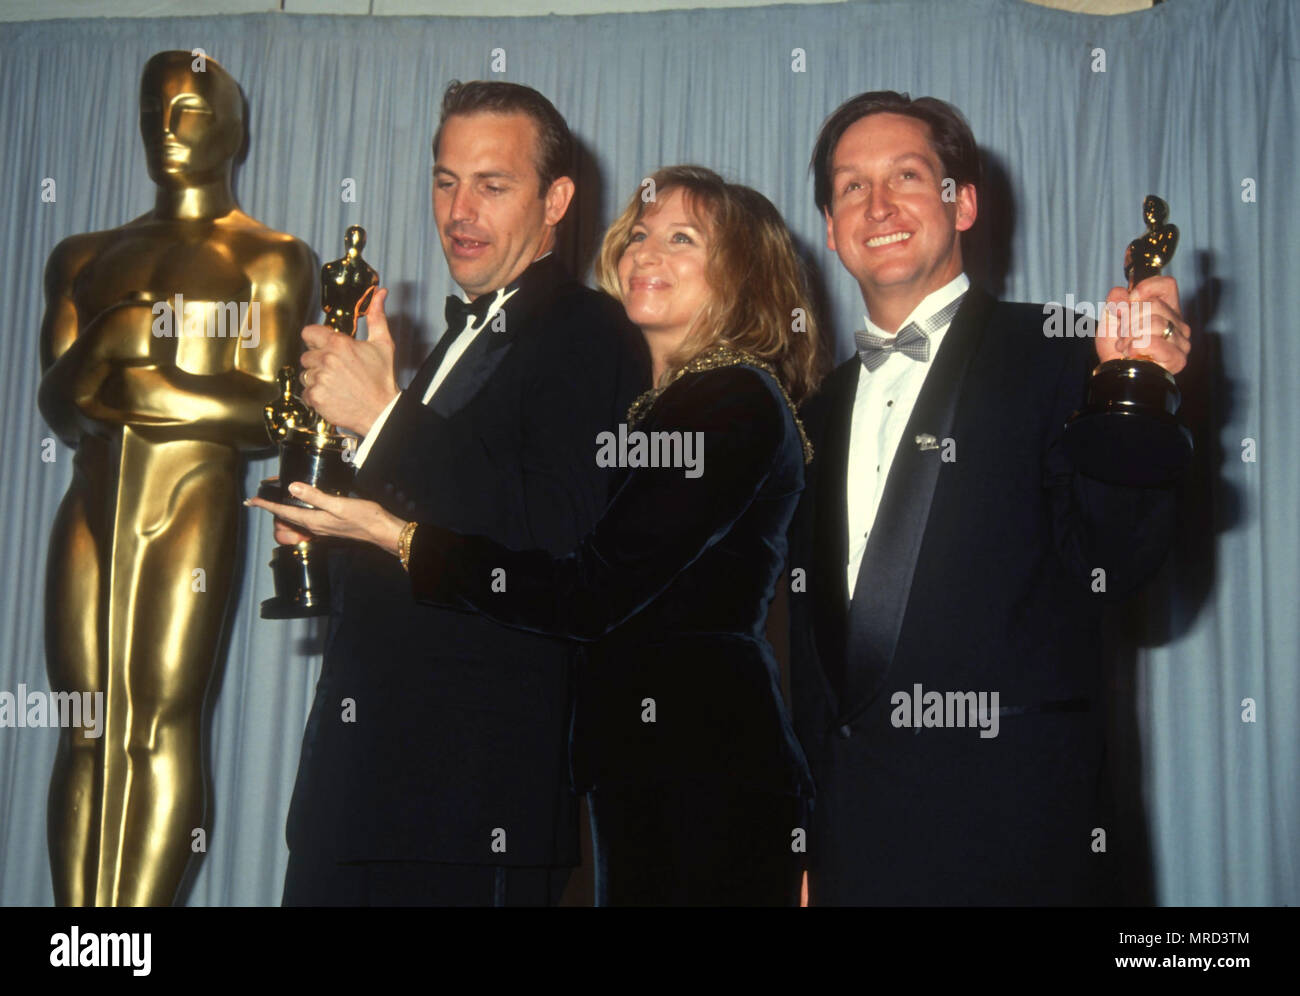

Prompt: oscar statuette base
[
  {"left": 1064, "top": 358, "right": 1193, "bottom": 487},
  {"left": 256, "top": 435, "right": 354, "bottom": 619}
]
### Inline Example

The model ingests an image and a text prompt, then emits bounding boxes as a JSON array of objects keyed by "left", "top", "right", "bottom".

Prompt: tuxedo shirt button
[{"left": 838, "top": 724, "right": 852, "bottom": 739}]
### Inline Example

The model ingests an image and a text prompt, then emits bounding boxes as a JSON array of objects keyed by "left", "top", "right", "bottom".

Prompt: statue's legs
[
  {"left": 48, "top": 431, "right": 240, "bottom": 906},
  {"left": 102, "top": 431, "right": 239, "bottom": 905},
  {"left": 45, "top": 443, "right": 109, "bottom": 907}
]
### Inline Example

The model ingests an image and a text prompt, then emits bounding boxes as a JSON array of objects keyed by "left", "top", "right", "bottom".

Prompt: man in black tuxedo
[
  {"left": 278, "top": 81, "right": 646, "bottom": 905},
  {"left": 789, "top": 92, "right": 1190, "bottom": 904}
]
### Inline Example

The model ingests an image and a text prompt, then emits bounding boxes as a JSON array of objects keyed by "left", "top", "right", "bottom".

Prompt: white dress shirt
[
  {"left": 351, "top": 275, "right": 526, "bottom": 468},
  {"left": 845, "top": 273, "right": 969, "bottom": 600}
]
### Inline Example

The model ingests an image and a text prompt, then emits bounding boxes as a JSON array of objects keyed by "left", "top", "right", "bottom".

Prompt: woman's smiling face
[{"left": 618, "top": 187, "right": 713, "bottom": 344}]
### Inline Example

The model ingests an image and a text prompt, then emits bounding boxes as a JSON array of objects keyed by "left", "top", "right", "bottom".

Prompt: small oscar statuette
[
  {"left": 259, "top": 225, "right": 379, "bottom": 618},
  {"left": 1064, "top": 195, "right": 1193, "bottom": 485}
]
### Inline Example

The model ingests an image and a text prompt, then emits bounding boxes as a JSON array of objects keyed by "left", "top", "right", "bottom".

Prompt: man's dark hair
[
  {"left": 809, "top": 90, "right": 981, "bottom": 214},
  {"left": 432, "top": 80, "right": 574, "bottom": 196}
]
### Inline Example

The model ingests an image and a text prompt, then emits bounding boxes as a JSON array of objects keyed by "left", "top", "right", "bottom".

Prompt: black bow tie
[{"left": 444, "top": 292, "right": 497, "bottom": 332}]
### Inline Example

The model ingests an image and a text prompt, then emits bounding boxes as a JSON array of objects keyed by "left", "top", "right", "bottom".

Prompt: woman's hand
[{"left": 246, "top": 482, "right": 407, "bottom": 557}]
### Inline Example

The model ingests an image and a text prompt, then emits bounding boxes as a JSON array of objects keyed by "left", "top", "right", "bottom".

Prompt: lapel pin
[{"left": 915, "top": 433, "right": 939, "bottom": 451}]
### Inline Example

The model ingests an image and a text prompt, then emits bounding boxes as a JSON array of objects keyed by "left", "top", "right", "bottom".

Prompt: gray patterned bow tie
[{"left": 854, "top": 294, "right": 966, "bottom": 373}]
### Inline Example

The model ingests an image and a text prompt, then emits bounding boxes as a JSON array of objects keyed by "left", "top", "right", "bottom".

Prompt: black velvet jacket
[{"left": 408, "top": 361, "right": 815, "bottom": 798}]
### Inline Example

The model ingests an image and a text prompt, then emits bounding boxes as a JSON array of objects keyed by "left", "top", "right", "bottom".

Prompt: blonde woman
[{"left": 253, "top": 166, "right": 828, "bottom": 904}]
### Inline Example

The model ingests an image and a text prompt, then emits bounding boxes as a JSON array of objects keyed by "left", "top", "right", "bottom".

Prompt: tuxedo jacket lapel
[
  {"left": 810, "top": 360, "right": 858, "bottom": 712},
  {"left": 838, "top": 287, "right": 996, "bottom": 726},
  {"left": 427, "top": 315, "right": 517, "bottom": 418},
  {"left": 419, "top": 254, "right": 565, "bottom": 420},
  {"left": 406, "top": 320, "right": 469, "bottom": 402}
]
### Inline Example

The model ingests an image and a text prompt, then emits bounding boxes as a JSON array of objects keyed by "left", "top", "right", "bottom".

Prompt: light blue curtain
[{"left": 0, "top": 0, "right": 1295, "bottom": 906}]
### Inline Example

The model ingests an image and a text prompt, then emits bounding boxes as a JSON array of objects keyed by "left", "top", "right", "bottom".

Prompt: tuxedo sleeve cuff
[{"left": 407, "top": 521, "right": 466, "bottom": 608}]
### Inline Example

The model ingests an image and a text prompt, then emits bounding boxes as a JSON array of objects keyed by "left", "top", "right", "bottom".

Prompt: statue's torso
[
  {"left": 52, "top": 214, "right": 305, "bottom": 520},
  {"left": 71, "top": 217, "right": 270, "bottom": 377}
]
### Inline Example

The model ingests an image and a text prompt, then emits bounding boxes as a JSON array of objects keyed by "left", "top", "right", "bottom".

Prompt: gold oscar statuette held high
[
  {"left": 258, "top": 225, "right": 379, "bottom": 618},
  {"left": 1063, "top": 195, "right": 1193, "bottom": 485}
]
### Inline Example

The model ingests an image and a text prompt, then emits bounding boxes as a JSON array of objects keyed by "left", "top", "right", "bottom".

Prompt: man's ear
[
  {"left": 544, "top": 176, "right": 576, "bottom": 227},
  {"left": 954, "top": 183, "right": 977, "bottom": 233},
  {"left": 824, "top": 206, "right": 837, "bottom": 253}
]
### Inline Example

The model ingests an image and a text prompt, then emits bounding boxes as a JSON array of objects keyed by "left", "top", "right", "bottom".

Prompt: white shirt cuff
[{"left": 352, "top": 393, "right": 401, "bottom": 469}]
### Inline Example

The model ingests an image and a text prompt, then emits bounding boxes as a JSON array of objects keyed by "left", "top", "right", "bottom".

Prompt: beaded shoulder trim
[{"left": 626, "top": 346, "right": 813, "bottom": 465}]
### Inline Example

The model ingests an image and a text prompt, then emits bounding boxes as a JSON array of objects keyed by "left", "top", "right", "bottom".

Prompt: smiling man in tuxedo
[
  {"left": 789, "top": 91, "right": 1189, "bottom": 905},
  {"left": 278, "top": 80, "right": 646, "bottom": 905}
]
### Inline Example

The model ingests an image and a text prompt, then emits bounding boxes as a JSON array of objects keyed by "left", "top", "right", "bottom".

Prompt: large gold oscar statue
[{"left": 37, "top": 50, "right": 315, "bottom": 906}]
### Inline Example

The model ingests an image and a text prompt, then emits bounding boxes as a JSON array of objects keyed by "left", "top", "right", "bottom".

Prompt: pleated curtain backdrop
[{"left": 0, "top": 0, "right": 1295, "bottom": 906}]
